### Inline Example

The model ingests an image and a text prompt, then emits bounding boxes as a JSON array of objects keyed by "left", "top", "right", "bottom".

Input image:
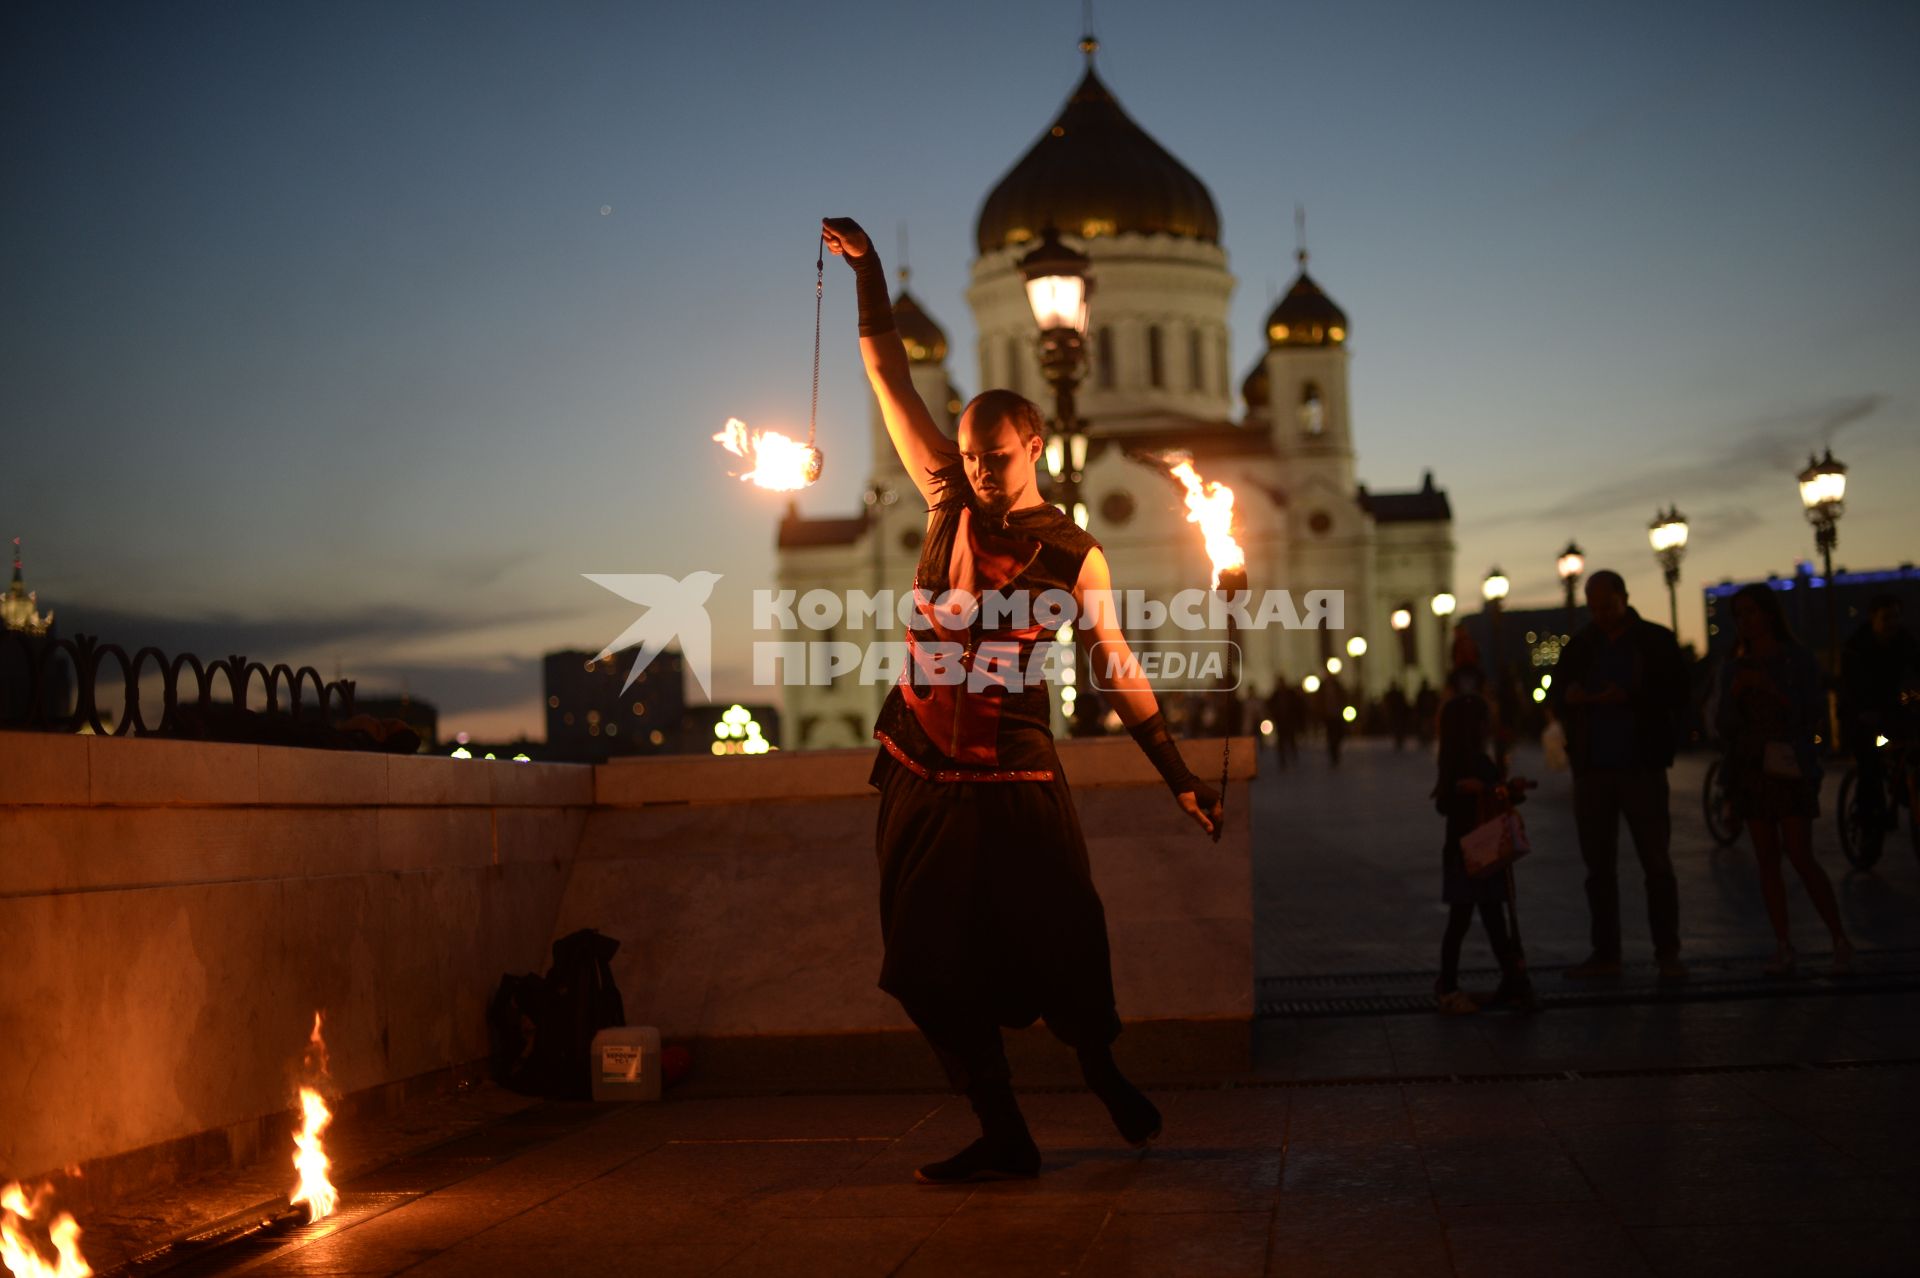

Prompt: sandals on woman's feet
[{"left": 1763, "top": 945, "right": 1797, "bottom": 978}]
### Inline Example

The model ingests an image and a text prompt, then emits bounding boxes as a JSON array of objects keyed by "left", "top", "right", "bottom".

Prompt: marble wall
[
  {"left": 0, "top": 730, "right": 1253, "bottom": 1183},
  {"left": 0, "top": 733, "right": 589, "bottom": 1183}
]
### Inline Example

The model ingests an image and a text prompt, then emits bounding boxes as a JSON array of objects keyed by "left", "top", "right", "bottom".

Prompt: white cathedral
[{"left": 776, "top": 48, "right": 1456, "bottom": 751}]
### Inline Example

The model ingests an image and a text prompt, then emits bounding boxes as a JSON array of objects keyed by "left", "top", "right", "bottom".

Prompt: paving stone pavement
[
  {"left": 1255, "top": 738, "right": 1920, "bottom": 984},
  {"left": 72, "top": 738, "right": 1920, "bottom": 1277}
]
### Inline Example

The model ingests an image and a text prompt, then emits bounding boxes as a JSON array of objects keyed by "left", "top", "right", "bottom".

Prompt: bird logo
[{"left": 583, "top": 571, "right": 723, "bottom": 699}]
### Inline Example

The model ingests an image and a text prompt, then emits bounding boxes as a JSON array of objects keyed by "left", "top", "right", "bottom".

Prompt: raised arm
[
  {"left": 822, "top": 217, "right": 957, "bottom": 504},
  {"left": 1073, "top": 546, "right": 1223, "bottom": 837}
]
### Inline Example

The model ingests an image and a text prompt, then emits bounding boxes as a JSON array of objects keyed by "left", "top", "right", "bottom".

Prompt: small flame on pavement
[
  {"left": 289, "top": 1012, "right": 338, "bottom": 1223},
  {"left": 712, "top": 417, "right": 823, "bottom": 491},
  {"left": 1164, "top": 454, "right": 1246, "bottom": 589},
  {"left": 1, "top": 1182, "right": 91, "bottom": 1278}
]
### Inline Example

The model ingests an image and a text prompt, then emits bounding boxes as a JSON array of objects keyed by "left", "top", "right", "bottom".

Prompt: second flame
[{"left": 1165, "top": 455, "right": 1246, "bottom": 589}]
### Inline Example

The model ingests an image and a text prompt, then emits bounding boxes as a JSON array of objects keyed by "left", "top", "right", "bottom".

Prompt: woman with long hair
[{"left": 1714, "top": 583, "right": 1853, "bottom": 976}]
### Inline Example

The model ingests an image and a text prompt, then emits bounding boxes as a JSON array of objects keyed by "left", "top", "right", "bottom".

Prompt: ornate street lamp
[
  {"left": 1556, "top": 540, "right": 1584, "bottom": 638},
  {"left": 1019, "top": 226, "right": 1093, "bottom": 528},
  {"left": 1390, "top": 604, "right": 1415, "bottom": 671},
  {"left": 1798, "top": 449, "right": 1848, "bottom": 672},
  {"left": 1647, "top": 506, "right": 1688, "bottom": 635},
  {"left": 1431, "top": 592, "right": 1456, "bottom": 618},
  {"left": 1482, "top": 568, "right": 1509, "bottom": 690}
]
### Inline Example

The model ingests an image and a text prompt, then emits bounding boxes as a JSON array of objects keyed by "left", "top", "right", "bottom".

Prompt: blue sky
[{"left": 4, "top": 0, "right": 1916, "bottom": 739}]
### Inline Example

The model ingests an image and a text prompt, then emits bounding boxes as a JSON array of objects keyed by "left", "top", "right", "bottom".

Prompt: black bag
[{"left": 488, "top": 929, "right": 625, "bottom": 1099}]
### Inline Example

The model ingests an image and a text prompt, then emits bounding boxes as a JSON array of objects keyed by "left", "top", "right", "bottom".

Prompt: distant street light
[
  {"left": 1390, "top": 604, "right": 1415, "bottom": 670},
  {"left": 1797, "top": 449, "right": 1847, "bottom": 673},
  {"left": 1648, "top": 506, "right": 1688, "bottom": 635},
  {"left": 1556, "top": 540, "right": 1584, "bottom": 638},
  {"left": 1483, "top": 568, "right": 1509, "bottom": 690}
]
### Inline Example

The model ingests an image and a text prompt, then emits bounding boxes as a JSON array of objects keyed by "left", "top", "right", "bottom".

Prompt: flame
[
  {"left": 290, "top": 1088, "right": 337, "bottom": 1223},
  {"left": 1, "top": 1182, "right": 91, "bottom": 1278},
  {"left": 712, "top": 417, "right": 823, "bottom": 491},
  {"left": 289, "top": 1011, "right": 337, "bottom": 1223},
  {"left": 1165, "top": 455, "right": 1246, "bottom": 589}
]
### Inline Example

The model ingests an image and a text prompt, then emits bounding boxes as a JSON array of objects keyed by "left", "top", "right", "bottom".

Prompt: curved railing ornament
[{"left": 0, "top": 630, "right": 356, "bottom": 742}]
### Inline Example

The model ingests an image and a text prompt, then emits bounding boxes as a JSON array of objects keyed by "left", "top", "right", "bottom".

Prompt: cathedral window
[
  {"left": 1300, "top": 381, "right": 1325, "bottom": 435},
  {"left": 1096, "top": 326, "right": 1115, "bottom": 389},
  {"left": 1005, "top": 335, "right": 1023, "bottom": 395},
  {"left": 1188, "top": 327, "right": 1204, "bottom": 390},
  {"left": 1148, "top": 325, "right": 1165, "bottom": 388}
]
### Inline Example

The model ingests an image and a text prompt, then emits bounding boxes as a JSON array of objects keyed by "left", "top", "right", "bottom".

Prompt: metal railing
[{"left": 1, "top": 629, "right": 357, "bottom": 744}]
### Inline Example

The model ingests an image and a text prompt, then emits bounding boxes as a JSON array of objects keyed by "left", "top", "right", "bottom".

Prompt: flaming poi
[
  {"left": 1, "top": 1181, "right": 91, "bottom": 1278},
  {"left": 289, "top": 1012, "right": 338, "bottom": 1223},
  {"left": 1164, "top": 454, "right": 1246, "bottom": 590},
  {"left": 712, "top": 417, "right": 825, "bottom": 492},
  {"left": 1158, "top": 452, "right": 1243, "bottom": 843}
]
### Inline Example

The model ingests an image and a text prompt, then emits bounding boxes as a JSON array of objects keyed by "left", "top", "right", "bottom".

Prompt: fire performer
[{"left": 822, "top": 217, "right": 1223, "bottom": 1183}]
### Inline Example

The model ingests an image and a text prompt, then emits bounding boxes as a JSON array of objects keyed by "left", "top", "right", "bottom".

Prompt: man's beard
[{"left": 974, "top": 481, "right": 1016, "bottom": 518}]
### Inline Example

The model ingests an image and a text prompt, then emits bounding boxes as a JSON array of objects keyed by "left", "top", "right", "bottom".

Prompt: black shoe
[
  {"left": 1078, "top": 1047, "right": 1163, "bottom": 1147},
  {"left": 1484, "top": 975, "right": 1539, "bottom": 1013},
  {"left": 914, "top": 1136, "right": 1040, "bottom": 1184}
]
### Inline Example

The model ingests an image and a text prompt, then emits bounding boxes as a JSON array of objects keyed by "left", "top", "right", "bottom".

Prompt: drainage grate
[
  {"left": 110, "top": 1192, "right": 417, "bottom": 1278},
  {"left": 101, "top": 1103, "right": 616, "bottom": 1278}
]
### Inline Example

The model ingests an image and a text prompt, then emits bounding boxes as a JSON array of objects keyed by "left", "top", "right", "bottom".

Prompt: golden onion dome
[
  {"left": 975, "top": 64, "right": 1220, "bottom": 256},
  {"left": 891, "top": 286, "right": 948, "bottom": 364},
  {"left": 1264, "top": 261, "right": 1348, "bottom": 347},
  {"left": 1241, "top": 358, "right": 1270, "bottom": 411}
]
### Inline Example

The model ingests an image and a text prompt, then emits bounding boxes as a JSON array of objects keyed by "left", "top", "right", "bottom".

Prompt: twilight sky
[{"left": 4, "top": 0, "right": 1916, "bottom": 741}]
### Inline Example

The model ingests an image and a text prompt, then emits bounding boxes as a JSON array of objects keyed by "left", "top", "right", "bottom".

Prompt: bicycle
[
  {"left": 1702, "top": 754, "right": 1742, "bottom": 848},
  {"left": 1838, "top": 728, "right": 1920, "bottom": 871}
]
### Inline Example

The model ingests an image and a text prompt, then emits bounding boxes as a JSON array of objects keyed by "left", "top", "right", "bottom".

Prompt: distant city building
[
  {"left": 1703, "top": 563, "right": 1920, "bottom": 667},
  {"left": 1457, "top": 604, "right": 1594, "bottom": 677},
  {"left": 775, "top": 46, "right": 1456, "bottom": 749},
  {"left": 543, "top": 647, "right": 685, "bottom": 763},
  {"left": 344, "top": 694, "right": 439, "bottom": 752}
]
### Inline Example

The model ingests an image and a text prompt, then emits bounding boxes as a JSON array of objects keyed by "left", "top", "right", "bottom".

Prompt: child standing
[{"left": 1433, "top": 695, "right": 1535, "bottom": 1013}]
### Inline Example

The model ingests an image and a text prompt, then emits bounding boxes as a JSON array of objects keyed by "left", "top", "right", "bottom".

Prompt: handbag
[
  {"left": 1462, "top": 808, "right": 1532, "bottom": 878},
  {"left": 1762, "top": 740, "right": 1802, "bottom": 779}
]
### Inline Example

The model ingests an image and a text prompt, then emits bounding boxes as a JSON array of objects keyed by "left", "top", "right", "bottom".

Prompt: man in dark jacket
[{"left": 1548, "top": 570, "right": 1690, "bottom": 981}]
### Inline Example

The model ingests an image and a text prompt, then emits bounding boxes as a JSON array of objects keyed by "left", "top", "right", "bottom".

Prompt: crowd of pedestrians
[{"left": 1243, "top": 568, "right": 1918, "bottom": 1014}]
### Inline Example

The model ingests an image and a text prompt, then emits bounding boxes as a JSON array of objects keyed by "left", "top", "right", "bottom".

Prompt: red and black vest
[{"left": 872, "top": 462, "right": 1098, "bottom": 782}]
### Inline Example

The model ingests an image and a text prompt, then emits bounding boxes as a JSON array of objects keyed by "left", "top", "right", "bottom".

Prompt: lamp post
[
  {"left": 1482, "top": 567, "right": 1509, "bottom": 690},
  {"left": 863, "top": 480, "right": 899, "bottom": 629},
  {"left": 1391, "top": 604, "right": 1414, "bottom": 675},
  {"left": 1556, "top": 541, "right": 1584, "bottom": 639},
  {"left": 1019, "top": 226, "right": 1093, "bottom": 528},
  {"left": 1647, "top": 506, "right": 1687, "bottom": 637},
  {"left": 1345, "top": 634, "right": 1368, "bottom": 720},
  {"left": 1431, "top": 591, "right": 1456, "bottom": 686},
  {"left": 1797, "top": 450, "right": 1847, "bottom": 675}
]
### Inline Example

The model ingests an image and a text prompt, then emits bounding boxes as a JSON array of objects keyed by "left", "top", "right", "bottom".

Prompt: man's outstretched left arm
[{"left": 1073, "top": 547, "right": 1223, "bottom": 837}]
